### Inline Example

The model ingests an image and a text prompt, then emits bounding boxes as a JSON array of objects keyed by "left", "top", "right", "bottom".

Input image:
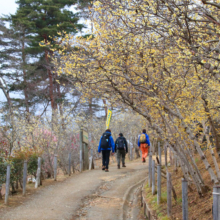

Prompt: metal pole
[
  {"left": 152, "top": 160, "right": 155, "bottom": 195},
  {"left": 148, "top": 152, "right": 152, "bottom": 187},
  {"left": 218, "top": 187, "right": 220, "bottom": 220},
  {"left": 157, "top": 164, "right": 161, "bottom": 205},
  {"left": 23, "top": 160, "right": 27, "bottom": 196},
  {"left": 54, "top": 156, "right": 57, "bottom": 181},
  {"left": 5, "top": 165, "right": 11, "bottom": 205},
  {"left": 167, "top": 172, "right": 172, "bottom": 217},
  {"left": 182, "top": 178, "right": 188, "bottom": 220},
  {"left": 213, "top": 186, "right": 218, "bottom": 220},
  {"left": 68, "top": 153, "right": 71, "bottom": 176}
]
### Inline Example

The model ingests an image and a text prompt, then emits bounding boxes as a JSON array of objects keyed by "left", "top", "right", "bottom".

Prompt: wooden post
[
  {"left": 5, "top": 165, "right": 11, "bottom": 205},
  {"left": 35, "top": 157, "right": 41, "bottom": 188},
  {"left": 38, "top": 157, "right": 41, "bottom": 186},
  {"left": 164, "top": 145, "right": 167, "bottom": 167},
  {"left": 182, "top": 178, "right": 188, "bottom": 220},
  {"left": 83, "top": 143, "right": 89, "bottom": 170},
  {"left": 167, "top": 172, "right": 172, "bottom": 217},
  {"left": 23, "top": 160, "right": 27, "bottom": 196},
  {"left": 130, "top": 146, "right": 133, "bottom": 161},
  {"left": 158, "top": 142, "right": 162, "bottom": 165},
  {"left": 54, "top": 156, "right": 57, "bottom": 181},
  {"left": 68, "top": 153, "right": 71, "bottom": 176},
  {"left": 80, "top": 128, "right": 83, "bottom": 172},
  {"left": 157, "top": 164, "right": 161, "bottom": 205},
  {"left": 174, "top": 153, "right": 177, "bottom": 171},
  {"left": 152, "top": 160, "right": 156, "bottom": 195},
  {"left": 148, "top": 152, "right": 152, "bottom": 187}
]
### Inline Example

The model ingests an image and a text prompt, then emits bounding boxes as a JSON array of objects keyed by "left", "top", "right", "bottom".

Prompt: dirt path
[{"left": 0, "top": 160, "right": 147, "bottom": 220}]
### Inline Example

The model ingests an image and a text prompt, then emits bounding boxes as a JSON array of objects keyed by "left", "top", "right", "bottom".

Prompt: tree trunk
[
  {"left": 44, "top": 36, "right": 55, "bottom": 116},
  {"left": 202, "top": 94, "right": 220, "bottom": 157},
  {"left": 22, "top": 34, "right": 30, "bottom": 115}
]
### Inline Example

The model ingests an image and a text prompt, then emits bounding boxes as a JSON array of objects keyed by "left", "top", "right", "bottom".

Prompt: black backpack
[
  {"left": 100, "top": 132, "right": 111, "bottom": 149},
  {"left": 117, "top": 137, "right": 125, "bottom": 149}
]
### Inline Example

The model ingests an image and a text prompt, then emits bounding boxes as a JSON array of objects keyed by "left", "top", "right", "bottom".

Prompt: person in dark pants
[
  {"left": 115, "top": 133, "right": 128, "bottom": 169},
  {"left": 98, "top": 129, "right": 115, "bottom": 172}
]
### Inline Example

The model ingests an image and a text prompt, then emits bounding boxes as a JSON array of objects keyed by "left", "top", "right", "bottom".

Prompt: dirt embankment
[{"left": 143, "top": 151, "right": 217, "bottom": 220}]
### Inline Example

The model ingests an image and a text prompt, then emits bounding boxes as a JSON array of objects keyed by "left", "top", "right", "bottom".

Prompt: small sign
[{"left": 83, "top": 130, "right": 89, "bottom": 144}]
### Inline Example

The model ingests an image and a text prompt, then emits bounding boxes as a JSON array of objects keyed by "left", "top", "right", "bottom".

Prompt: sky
[
  {"left": 0, "top": 1, "right": 18, "bottom": 103},
  {"left": 0, "top": 0, "right": 18, "bottom": 16}
]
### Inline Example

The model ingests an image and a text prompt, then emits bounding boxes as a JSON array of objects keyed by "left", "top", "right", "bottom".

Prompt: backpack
[
  {"left": 100, "top": 132, "right": 111, "bottom": 149},
  {"left": 139, "top": 134, "right": 146, "bottom": 143},
  {"left": 117, "top": 137, "right": 125, "bottom": 149}
]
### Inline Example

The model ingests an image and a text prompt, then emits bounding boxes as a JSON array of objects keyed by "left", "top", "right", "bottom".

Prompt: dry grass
[{"left": 143, "top": 150, "right": 219, "bottom": 220}]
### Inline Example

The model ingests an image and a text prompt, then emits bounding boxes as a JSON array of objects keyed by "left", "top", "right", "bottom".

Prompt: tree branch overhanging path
[{"left": 55, "top": 0, "right": 220, "bottom": 195}]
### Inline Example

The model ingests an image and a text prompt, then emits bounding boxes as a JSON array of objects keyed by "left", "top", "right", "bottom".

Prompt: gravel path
[{"left": 0, "top": 160, "right": 147, "bottom": 220}]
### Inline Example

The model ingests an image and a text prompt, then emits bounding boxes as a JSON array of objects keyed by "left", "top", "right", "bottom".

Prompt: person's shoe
[
  {"left": 118, "top": 165, "right": 120, "bottom": 169},
  {"left": 105, "top": 169, "right": 109, "bottom": 172},
  {"left": 102, "top": 166, "right": 105, "bottom": 170},
  {"left": 122, "top": 164, "right": 126, "bottom": 167},
  {"left": 142, "top": 158, "right": 146, "bottom": 163}
]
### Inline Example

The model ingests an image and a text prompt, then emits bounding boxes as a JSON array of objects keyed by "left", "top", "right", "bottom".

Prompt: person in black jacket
[{"left": 115, "top": 133, "right": 128, "bottom": 169}]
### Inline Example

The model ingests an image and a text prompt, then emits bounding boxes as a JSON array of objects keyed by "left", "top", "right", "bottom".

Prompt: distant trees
[{"left": 0, "top": 0, "right": 93, "bottom": 117}]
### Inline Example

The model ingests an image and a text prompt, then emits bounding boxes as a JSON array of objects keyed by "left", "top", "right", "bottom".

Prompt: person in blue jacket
[
  {"left": 98, "top": 129, "right": 115, "bottom": 172},
  {"left": 138, "top": 129, "right": 150, "bottom": 163}
]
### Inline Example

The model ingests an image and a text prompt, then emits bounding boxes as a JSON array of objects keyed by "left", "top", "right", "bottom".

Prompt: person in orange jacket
[{"left": 138, "top": 129, "right": 150, "bottom": 163}]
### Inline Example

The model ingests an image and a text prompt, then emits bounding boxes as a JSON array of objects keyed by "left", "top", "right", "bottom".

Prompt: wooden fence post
[
  {"left": 54, "top": 156, "right": 57, "bottom": 181},
  {"left": 158, "top": 142, "right": 162, "bottom": 165},
  {"left": 35, "top": 157, "right": 41, "bottom": 188},
  {"left": 23, "top": 160, "right": 27, "bottom": 196},
  {"left": 68, "top": 153, "right": 71, "bottom": 176},
  {"left": 89, "top": 148, "right": 94, "bottom": 170},
  {"left": 130, "top": 146, "right": 133, "bottom": 161},
  {"left": 182, "top": 178, "right": 188, "bottom": 220},
  {"left": 167, "top": 172, "right": 172, "bottom": 217},
  {"left": 80, "top": 128, "right": 83, "bottom": 172},
  {"left": 148, "top": 152, "right": 152, "bottom": 187},
  {"left": 5, "top": 164, "right": 11, "bottom": 205},
  {"left": 164, "top": 145, "right": 167, "bottom": 167},
  {"left": 152, "top": 160, "right": 156, "bottom": 195},
  {"left": 157, "top": 164, "right": 161, "bottom": 205},
  {"left": 174, "top": 153, "right": 178, "bottom": 172}
]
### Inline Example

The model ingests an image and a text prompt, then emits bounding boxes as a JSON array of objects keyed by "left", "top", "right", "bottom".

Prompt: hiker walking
[
  {"left": 98, "top": 129, "right": 115, "bottom": 172},
  {"left": 115, "top": 133, "right": 128, "bottom": 169},
  {"left": 138, "top": 129, "right": 150, "bottom": 163}
]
